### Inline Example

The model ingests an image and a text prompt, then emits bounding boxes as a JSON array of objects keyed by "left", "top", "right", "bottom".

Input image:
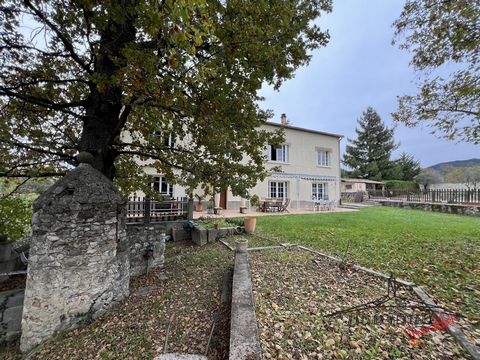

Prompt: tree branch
[
  {"left": 0, "top": 177, "right": 30, "bottom": 199},
  {"left": 116, "top": 149, "right": 191, "bottom": 172},
  {"left": 22, "top": 0, "right": 92, "bottom": 74},
  {"left": 0, "top": 87, "right": 85, "bottom": 117},
  {"left": 424, "top": 107, "right": 479, "bottom": 117},
  {"left": 6, "top": 139, "right": 76, "bottom": 160}
]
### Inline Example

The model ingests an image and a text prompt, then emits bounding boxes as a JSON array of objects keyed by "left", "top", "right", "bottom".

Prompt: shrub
[
  {"left": 250, "top": 194, "right": 260, "bottom": 208},
  {"left": 225, "top": 217, "right": 244, "bottom": 227},
  {"left": 384, "top": 180, "right": 418, "bottom": 190},
  {"left": 0, "top": 195, "right": 34, "bottom": 241}
]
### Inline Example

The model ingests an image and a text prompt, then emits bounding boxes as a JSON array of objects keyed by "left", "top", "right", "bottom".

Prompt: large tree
[
  {"left": 389, "top": 152, "right": 421, "bottom": 181},
  {"left": 392, "top": 0, "right": 480, "bottom": 144},
  {"left": 458, "top": 167, "right": 480, "bottom": 191},
  {"left": 342, "top": 107, "right": 398, "bottom": 180},
  {"left": 414, "top": 169, "right": 442, "bottom": 189},
  {"left": 0, "top": 0, "right": 332, "bottom": 196}
]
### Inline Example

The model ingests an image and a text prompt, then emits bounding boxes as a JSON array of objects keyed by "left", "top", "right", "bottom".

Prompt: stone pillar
[{"left": 20, "top": 158, "right": 130, "bottom": 352}]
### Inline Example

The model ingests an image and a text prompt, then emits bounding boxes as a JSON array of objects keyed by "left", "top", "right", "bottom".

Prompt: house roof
[
  {"left": 341, "top": 178, "right": 385, "bottom": 184},
  {"left": 265, "top": 121, "right": 343, "bottom": 139}
]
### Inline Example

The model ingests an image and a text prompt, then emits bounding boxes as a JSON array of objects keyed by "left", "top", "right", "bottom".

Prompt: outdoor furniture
[
  {"left": 278, "top": 198, "right": 290, "bottom": 213},
  {"left": 312, "top": 198, "right": 335, "bottom": 211},
  {"left": 261, "top": 198, "right": 289, "bottom": 212}
]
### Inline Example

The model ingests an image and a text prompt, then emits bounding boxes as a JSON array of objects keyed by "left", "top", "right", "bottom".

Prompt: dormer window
[{"left": 268, "top": 144, "right": 288, "bottom": 162}]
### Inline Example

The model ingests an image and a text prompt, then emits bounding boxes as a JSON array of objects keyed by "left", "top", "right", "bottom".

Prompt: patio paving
[{"left": 192, "top": 207, "right": 356, "bottom": 219}]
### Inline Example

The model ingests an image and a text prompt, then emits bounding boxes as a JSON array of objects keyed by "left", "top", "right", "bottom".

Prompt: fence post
[
  {"left": 144, "top": 196, "right": 151, "bottom": 224},
  {"left": 187, "top": 198, "right": 194, "bottom": 220}
]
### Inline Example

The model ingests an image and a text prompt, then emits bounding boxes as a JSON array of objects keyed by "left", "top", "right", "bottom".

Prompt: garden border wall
[
  {"left": 229, "top": 250, "right": 261, "bottom": 360},
  {"left": 379, "top": 200, "right": 480, "bottom": 216}
]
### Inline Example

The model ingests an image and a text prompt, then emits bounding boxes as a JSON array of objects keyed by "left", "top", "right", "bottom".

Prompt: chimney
[{"left": 280, "top": 113, "right": 287, "bottom": 125}]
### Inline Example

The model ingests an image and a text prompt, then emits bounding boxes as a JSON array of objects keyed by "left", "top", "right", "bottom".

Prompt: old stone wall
[
  {"left": 20, "top": 163, "right": 130, "bottom": 352},
  {"left": 0, "top": 289, "right": 24, "bottom": 344},
  {"left": 379, "top": 200, "right": 480, "bottom": 216},
  {"left": 126, "top": 224, "right": 166, "bottom": 277}
]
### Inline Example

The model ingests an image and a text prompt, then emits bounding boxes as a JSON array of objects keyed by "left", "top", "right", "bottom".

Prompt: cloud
[{"left": 259, "top": 0, "right": 478, "bottom": 167}]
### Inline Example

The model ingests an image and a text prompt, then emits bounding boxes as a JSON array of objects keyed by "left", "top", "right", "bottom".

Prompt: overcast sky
[{"left": 259, "top": 0, "right": 478, "bottom": 168}]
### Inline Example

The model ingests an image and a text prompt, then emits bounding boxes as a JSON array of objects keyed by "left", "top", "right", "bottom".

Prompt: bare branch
[{"left": 22, "top": 0, "right": 92, "bottom": 74}]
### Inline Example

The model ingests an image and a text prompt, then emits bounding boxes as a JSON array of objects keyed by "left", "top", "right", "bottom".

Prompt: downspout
[{"left": 337, "top": 136, "right": 343, "bottom": 203}]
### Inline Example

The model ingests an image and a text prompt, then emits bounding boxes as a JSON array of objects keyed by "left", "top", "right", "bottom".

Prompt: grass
[{"left": 255, "top": 207, "right": 480, "bottom": 325}]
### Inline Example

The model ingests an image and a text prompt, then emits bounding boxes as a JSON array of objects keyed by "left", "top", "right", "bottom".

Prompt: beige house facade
[
  {"left": 225, "top": 122, "right": 342, "bottom": 210},
  {"left": 131, "top": 118, "right": 342, "bottom": 210},
  {"left": 340, "top": 178, "right": 384, "bottom": 193}
]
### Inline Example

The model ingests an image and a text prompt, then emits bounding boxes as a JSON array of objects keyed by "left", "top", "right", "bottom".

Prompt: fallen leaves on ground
[
  {"left": 251, "top": 248, "right": 472, "bottom": 359},
  {"left": 14, "top": 241, "right": 233, "bottom": 360}
]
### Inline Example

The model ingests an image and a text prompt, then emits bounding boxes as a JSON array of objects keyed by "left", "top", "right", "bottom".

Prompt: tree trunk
[
  {"left": 79, "top": 93, "right": 122, "bottom": 180},
  {"left": 78, "top": 4, "right": 136, "bottom": 180}
]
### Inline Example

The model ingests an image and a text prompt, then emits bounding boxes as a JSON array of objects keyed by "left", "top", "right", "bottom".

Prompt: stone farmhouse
[{"left": 133, "top": 114, "right": 343, "bottom": 210}]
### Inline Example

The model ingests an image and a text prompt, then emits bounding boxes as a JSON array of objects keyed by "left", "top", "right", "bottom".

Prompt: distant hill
[{"left": 426, "top": 158, "right": 480, "bottom": 180}]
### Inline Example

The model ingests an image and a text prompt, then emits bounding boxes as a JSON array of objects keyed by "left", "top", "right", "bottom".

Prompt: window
[
  {"left": 152, "top": 176, "right": 174, "bottom": 197},
  {"left": 153, "top": 130, "right": 175, "bottom": 148},
  {"left": 346, "top": 184, "right": 353, "bottom": 190},
  {"left": 312, "top": 183, "right": 328, "bottom": 200},
  {"left": 317, "top": 150, "right": 330, "bottom": 166},
  {"left": 269, "top": 144, "right": 288, "bottom": 162},
  {"left": 269, "top": 181, "right": 288, "bottom": 199}
]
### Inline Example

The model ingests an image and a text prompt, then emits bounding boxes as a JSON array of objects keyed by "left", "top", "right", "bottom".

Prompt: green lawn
[{"left": 256, "top": 207, "right": 480, "bottom": 324}]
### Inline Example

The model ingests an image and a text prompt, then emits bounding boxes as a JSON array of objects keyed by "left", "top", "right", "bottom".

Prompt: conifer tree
[{"left": 343, "top": 107, "right": 398, "bottom": 180}]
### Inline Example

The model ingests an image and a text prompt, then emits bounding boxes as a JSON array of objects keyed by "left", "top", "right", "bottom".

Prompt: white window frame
[
  {"left": 152, "top": 176, "right": 174, "bottom": 197},
  {"left": 316, "top": 149, "right": 330, "bottom": 167},
  {"left": 268, "top": 181, "right": 288, "bottom": 199},
  {"left": 153, "top": 130, "right": 175, "bottom": 148},
  {"left": 268, "top": 144, "right": 289, "bottom": 163},
  {"left": 312, "top": 182, "right": 328, "bottom": 201}
]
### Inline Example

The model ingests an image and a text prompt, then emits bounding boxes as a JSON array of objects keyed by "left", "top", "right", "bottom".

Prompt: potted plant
[
  {"left": 250, "top": 194, "right": 260, "bottom": 211},
  {"left": 194, "top": 193, "right": 205, "bottom": 212},
  {"left": 244, "top": 216, "right": 256, "bottom": 234}
]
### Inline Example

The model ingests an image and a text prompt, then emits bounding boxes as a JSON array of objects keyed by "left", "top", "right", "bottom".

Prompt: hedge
[{"left": 384, "top": 180, "right": 418, "bottom": 190}]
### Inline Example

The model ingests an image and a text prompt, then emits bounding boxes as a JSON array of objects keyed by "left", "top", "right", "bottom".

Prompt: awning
[{"left": 269, "top": 172, "right": 338, "bottom": 181}]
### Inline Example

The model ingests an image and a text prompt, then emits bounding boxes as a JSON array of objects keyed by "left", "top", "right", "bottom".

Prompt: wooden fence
[
  {"left": 368, "top": 189, "right": 480, "bottom": 205},
  {"left": 126, "top": 196, "right": 193, "bottom": 223}
]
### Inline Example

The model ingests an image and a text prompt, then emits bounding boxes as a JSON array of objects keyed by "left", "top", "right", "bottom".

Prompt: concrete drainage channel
[{"left": 226, "top": 234, "right": 480, "bottom": 360}]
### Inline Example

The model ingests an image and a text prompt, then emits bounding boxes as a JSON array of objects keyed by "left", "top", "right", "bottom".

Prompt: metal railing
[
  {"left": 126, "top": 196, "right": 193, "bottom": 223},
  {"left": 368, "top": 189, "right": 480, "bottom": 205}
]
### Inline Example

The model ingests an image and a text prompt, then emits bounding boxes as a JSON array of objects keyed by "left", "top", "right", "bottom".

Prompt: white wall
[
  {"left": 227, "top": 124, "right": 341, "bottom": 208},
  {"left": 129, "top": 122, "right": 342, "bottom": 209},
  {"left": 341, "top": 182, "right": 366, "bottom": 193}
]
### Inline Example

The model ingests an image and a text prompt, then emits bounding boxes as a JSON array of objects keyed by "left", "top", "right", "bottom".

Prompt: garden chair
[
  {"left": 279, "top": 198, "right": 290, "bottom": 212},
  {"left": 320, "top": 199, "right": 328, "bottom": 211}
]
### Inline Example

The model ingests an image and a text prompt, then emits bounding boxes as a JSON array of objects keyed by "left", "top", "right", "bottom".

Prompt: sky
[{"left": 259, "top": 0, "right": 478, "bottom": 168}]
